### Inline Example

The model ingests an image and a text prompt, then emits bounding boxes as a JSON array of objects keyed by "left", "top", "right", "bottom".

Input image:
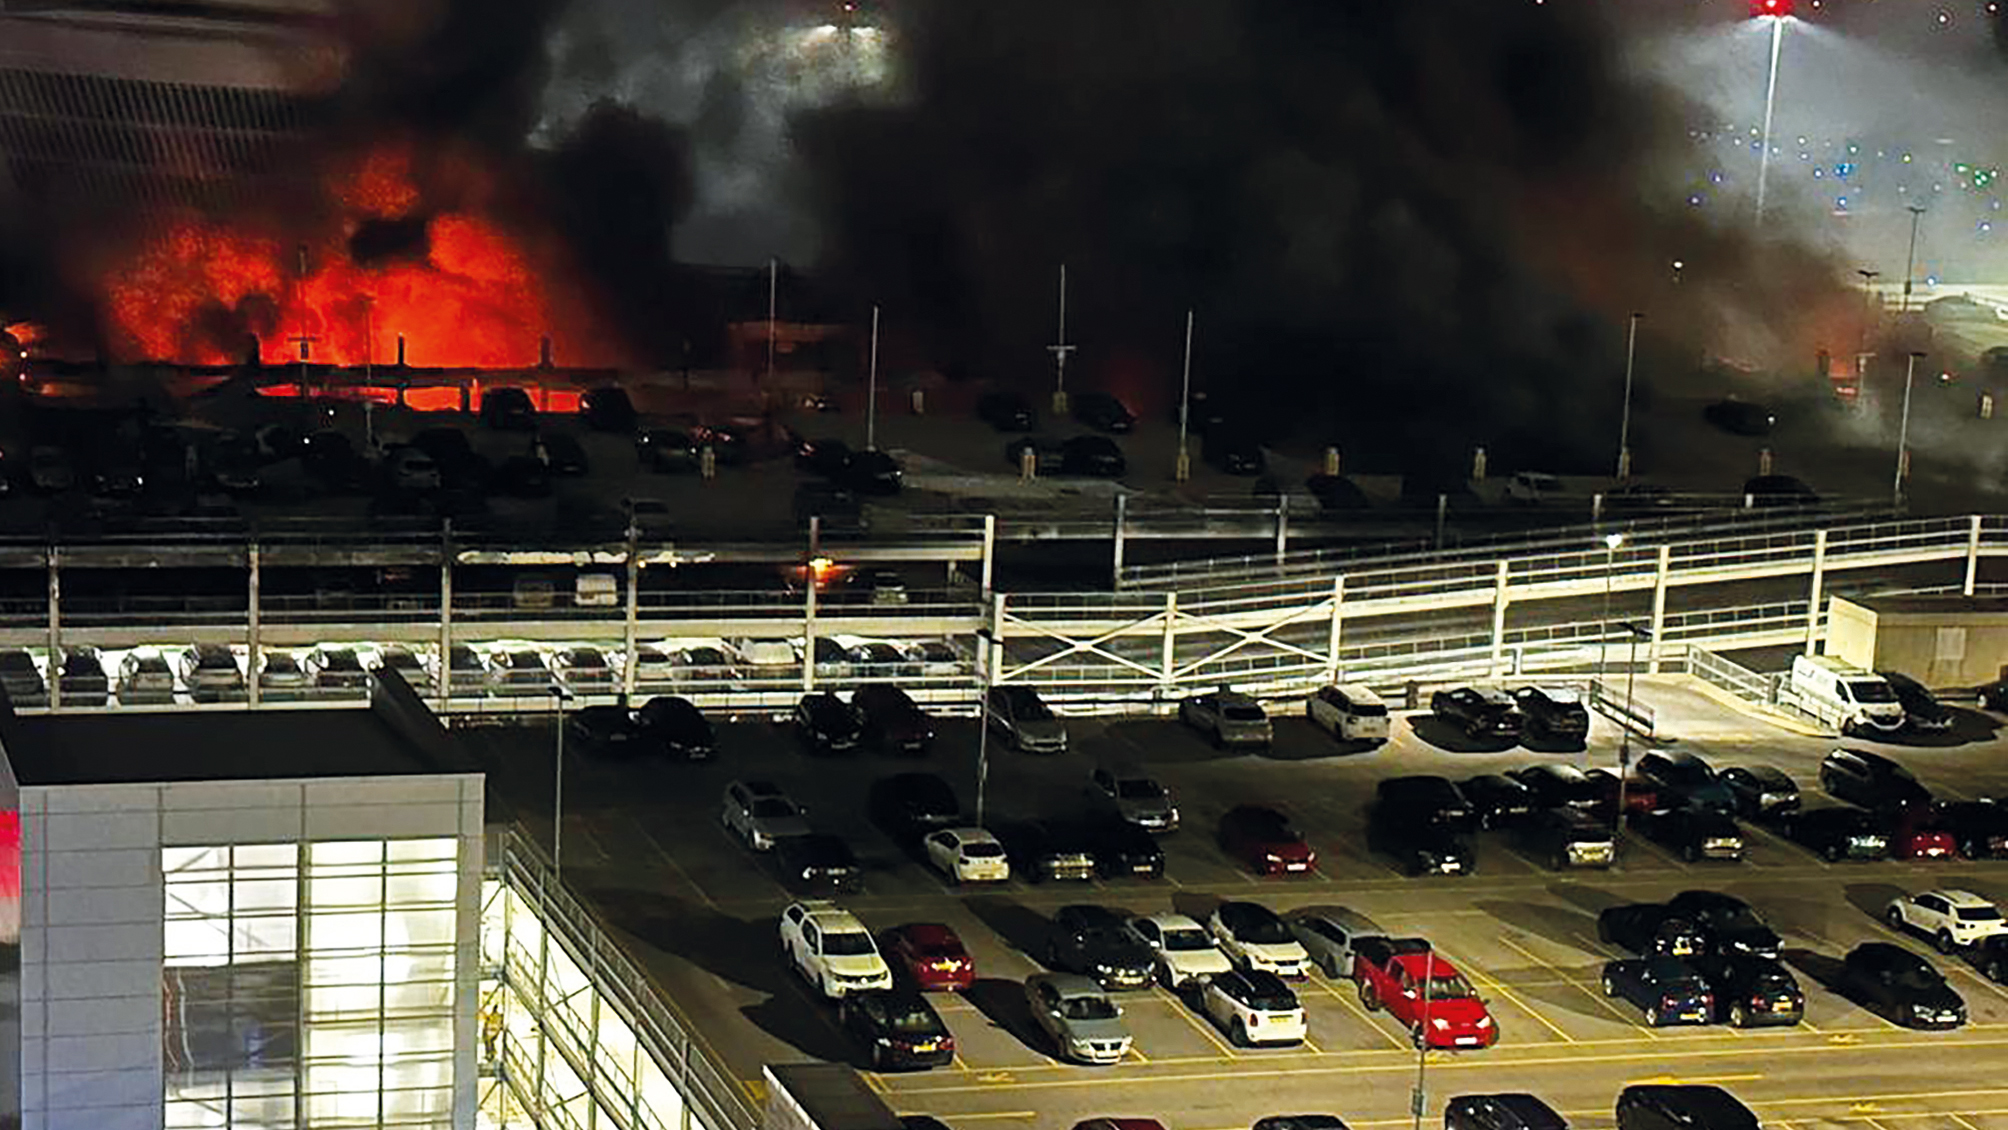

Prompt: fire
[{"left": 96, "top": 138, "right": 625, "bottom": 370}]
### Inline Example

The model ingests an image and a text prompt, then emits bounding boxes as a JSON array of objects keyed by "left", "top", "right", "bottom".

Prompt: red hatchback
[
  {"left": 1886, "top": 808, "right": 1959, "bottom": 861},
  {"left": 883, "top": 923, "right": 975, "bottom": 991},
  {"left": 1218, "top": 805, "right": 1318, "bottom": 876}
]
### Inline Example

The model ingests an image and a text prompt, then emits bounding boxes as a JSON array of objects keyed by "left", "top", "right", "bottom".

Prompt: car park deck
[{"left": 461, "top": 677, "right": 2008, "bottom": 1129}]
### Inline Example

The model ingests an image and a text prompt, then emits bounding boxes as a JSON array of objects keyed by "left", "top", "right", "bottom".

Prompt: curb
[{"left": 1672, "top": 674, "right": 1835, "bottom": 740}]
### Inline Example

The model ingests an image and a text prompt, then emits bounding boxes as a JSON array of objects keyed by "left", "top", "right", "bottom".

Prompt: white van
[
  {"left": 732, "top": 639, "right": 797, "bottom": 671},
  {"left": 1307, "top": 683, "right": 1391, "bottom": 745},
  {"left": 575, "top": 573, "right": 619, "bottom": 607},
  {"left": 1789, "top": 654, "right": 1905, "bottom": 735}
]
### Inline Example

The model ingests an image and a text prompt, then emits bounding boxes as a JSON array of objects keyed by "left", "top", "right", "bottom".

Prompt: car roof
[
  {"left": 943, "top": 826, "right": 1000, "bottom": 844},
  {"left": 1217, "top": 901, "right": 1280, "bottom": 925},
  {"left": 892, "top": 922, "right": 963, "bottom": 947},
  {"left": 1136, "top": 912, "right": 1204, "bottom": 931},
  {"left": 1925, "top": 889, "right": 1994, "bottom": 907},
  {"left": 1729, "top": 764, "right": 1794, "bottom": 785},
  {"left": 1294, "top": 906, "right": 1382, "bottom": 933},
  {"left": 798, "top": 903, "right": 870, "bottom": 933},
  {"left": 1033, "top": 971, "right": 1106, "bottom": 997},
  {"left": 1468, "top": 1095, "right": 1566, "bottom": 1130},
  {"left": 1331, "top": 682, "right": 1382, "bottom": 702}
]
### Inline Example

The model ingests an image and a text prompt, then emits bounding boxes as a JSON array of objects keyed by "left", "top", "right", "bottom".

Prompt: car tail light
[{"left": 1700, "top": 993, "right": 1714, "bottom": 1007}]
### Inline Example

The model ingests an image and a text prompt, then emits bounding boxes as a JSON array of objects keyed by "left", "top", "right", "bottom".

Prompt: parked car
[
  {"left": 635, "top": 695, "right": 716, "bottom": 760},
  {"left": 1444, "top": 1094, "right": 1569, "bottom": 1130},
  {"left": 552, "top": 646, "right": 616, "bottom": 693},
  {"left": 1691, "top": 952, "right": 1804, "bottom": 1028},
  {"left": 1719, "top": 765, "right": 1800, "bottom": 822},
  {"left": 1781, "top": 806, "right": 1890, "bottom": 861},
  {"left": 1085, "top": 817, "right": 1166, "bottom": 879},
  {"left": 1936, "top": 799, "right": 2008, "bottom": 860},
  {"left": 1365, "top": 809, "right": 1474, "bottom": 876},
  {"left": 1837, "top": 942, "right": 1966, "bottom": 1029},
  {"left": 1596, "top": 905, "right": 1709, "bottom": 959},
  {"left": 1511, "top": 686, "right": 1590, "bottom": 742},
  {"left": 996, "top": 820, "right": 1099, "bottom": 883},
  {"left": 1043, "top": 905, "right": 1156, "bottom": 991},
  {"left": 1966, "top": 935, "right": 2008, "bottom": 983},
  {"left": 854, "top": 683, "right": 935, "bottom": 754},
  {"left": 1664, "top": 891, "right": 1782, "bottom": 958},
  {"left": 1627, "top": 806, "right": 1746, "bottom": 862},
  {"left": 0, "top": 649, "right": 46, "bottom": 707},
  {"left": 257, "top": 651, "right": 312, "bottom": 701},
  {"left": 868, "top": 773, "right": 961, "bottom": 844},
  {"left": 638, "top": 429, "right": 699, "bottom": 472},
  {"left": 1128, "top": 912, "right": 1234, "bottom": 989},
  {"left": 1460, "top": 774, "right": 1536, "bottom": 829},
  {"left": 1087, "top": 765, "right": 1179, "bottom": 832},
  {"left": 977, "top": 390, "right": 1037, "bottom": 432},
  {"left": 721, "top": 780, "right": 812, "bottom": 851},
  {"left": 1353, "top": 938, "right": 1498, "bottom": 1048},
  {"left": 881, "top": 922, "right": 975, "bottom": 992},
  {"left": 57, "top": 647, "right": 109, "bottom": 706},
  {"left": 842, "top": 450, "right": 904, "bottom": 495},
  {"left": 780, "top": 900, "right": 893, "bottom": 999},
  {"left": 1307, "top": 683, "right": 1391, "bottom": 745},
  {"left": 923, "top": 827, "right": 1010, "bottom": 884},
  {"left": 566, "top": 704, "right": 642, "bottom": 758},
  {"left": 177, "top": 644, "right": 245, "bottom": 703},
  {"left": 1286, "top": 907, "right": 1386, "bottom": 980},
  {"left": 1304, "top": 473, "right": 1371, "bottom": 513},
  {"left": 117, "top": 649, "right": 177, "bottom": 704},
  {"left": 480, "top": 387, "right": 537, "bottom": 430},
  {"left": 1218, "top": 805, "right": 1317, "bottom": 876},
  {"left": 1200, "top": 969, "right": 1306, "bottom": 1046},
  {"left": 1885, "top": 889, "right": 2008, "bottom": 953},
  {"left": 1202, "top": 430, "right": 1266, "bottom": 476},
  {"left": 1587, "top": 768, "right": 1661, "bottom": 818},
  {"left": 1879, "top": 671, "right": 1954, "bottom": 732},
  {"left": 580, "top": 386, "right": 637, "bottom": 432},
  {"left": 1071, "top": 391, "right": 1135, "bottom": 433},
  {"left": 1177, "top": 689, "right": 1273, "bottom": 748},
  {"left": 305, "top": 645, "right": 370, "bottom": 696},
  {"left": 1024, "top": 973, "right": 1132, "bottom": 1065},
  {"left": 1508, "top": 764, "right": 1603, "bottom": 811},
  {"left": 1504, "top": 471, "right": 1568, "bottom": 505},
  {"left": 1883, "top": 805, "right": 1958, "bottom": 860},
  {"left": 902, "top": 640, "right": 961, "bottom": 677},
  {"left": 794, "top": 483, "right": 865, "bottom": 534},
  {"left": 1515, "top": 808, "right": 1616, "bottom": 870},
  {"left": 1820, "top": 747, "right": 1932, "bottom": 812},
  {"left": 1600, "top": 956, "right": 1715, "bottom": 1026},
  {"left": 1375, "top": 775, "right": 1477, "bottom": 831},
  {"left": 439, "top": 644, "right": 488, "bottom": 697},
  {"left": 987, "top": 685, "right": 1068, "bottom": 753},
  {"left": 1634, "top": 750, "right": 1736, "bottom": 813},
  {"left": 774, "top": 833, "right": 861, "bottom": 895},
  {"left": 1430, "top": 687, "right": 1524, "bottom": 741},
  {"left": 1206, "top": 902, "right": 1311, "bottom": 979},
  {"left": 1060, "top": 435, "right": 1126, "bottom": 477},
  {"left": 1616, "top": 1086, "right": 1759, "bottom": 1130},
  {"left": 1704, "top": 398, "right": 1776, "bottom": 435},
  {"left": 1744, "top": 474, "right": 1818, "bottom": 507},
  {"left": 531, "top": 432, "right": 588, "bottom": 475},
  {"left": 794, "top": 692, "right": 864, "bottom": 755}
]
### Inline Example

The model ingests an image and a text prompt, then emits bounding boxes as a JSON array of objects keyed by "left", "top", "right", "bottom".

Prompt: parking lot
[{"left": 468, "top": 677, "right": 2008, "bottom": 1130}]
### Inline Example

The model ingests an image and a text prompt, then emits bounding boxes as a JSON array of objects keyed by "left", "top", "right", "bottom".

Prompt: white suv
[
  {"left": 1885, "top": 889, "right": 2008, "bottom": 953},
  {"left": 779, "top": 901, "right": 892, "bottom": 998}
]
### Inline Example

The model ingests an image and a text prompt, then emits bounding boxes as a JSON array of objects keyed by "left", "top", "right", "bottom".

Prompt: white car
[
  {"left": 1885, "top": 889, "right": 2008, "bottom": 953},
  {"left": 1307, "top": 683, "right": 1391, "bottom": 745},
  {"left": 779, "top": 901, "right": 893, "bottom": 999},
  {"left": 1129, "top": 912, "right": 1235, "bottom": 990},
  {"left": 1504, "top": 471, "right": 1567, "bottom": 505},
  {"left": 924, "top": 827, "right": 1011, "bottom": 884},
  {"left": 1199, "top": 969, "right": 1308, "bottom": 1047},
  {"left": 1205, "top": 901, "right": 1311, "bottom": 979}
]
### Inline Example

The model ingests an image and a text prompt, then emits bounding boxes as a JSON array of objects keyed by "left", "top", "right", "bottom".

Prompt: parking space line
[
  {"left": 1465, "top": 938, "right": 1585, "bottom": 1044},
  {"left": 1304, "top": 975, "right": 1413, "bottom": 1052},
  {"left": 1949, "top": 1113, "right": 1984, "bottom": 1130},
  {"left": 1157, "top": 988, "right": 1243, "bottom": 1059}
]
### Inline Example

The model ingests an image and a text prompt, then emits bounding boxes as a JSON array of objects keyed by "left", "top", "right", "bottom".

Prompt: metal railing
[{"left": 1687, "top": 645, "right": 1775, "bottom": 706}]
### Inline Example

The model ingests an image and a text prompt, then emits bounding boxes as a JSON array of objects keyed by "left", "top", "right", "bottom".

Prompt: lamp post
[
  {"left": 866, "top": 304, "right": 881, "bottom": 452},
  {"left": 1410, "top": 940, "right": 1436, "bottom": 1130},
  {"left": 1902, "top": 206, "right": 1927, "bottom": 313},
  {"left": 1175, "top": 309, "right": 1195, "bottom": 483},
  {"left": 1894, "top": 350, "right": 1924, "bottom": 507},
  {"left": 1616, "top": 312, "right": 1643, "bottom": 481},
  {"left": 551, "top": 682, "right": 573, "bottom": 877},
  {"left": 1751, "top": 1, "right": 1794, "bottom": 224},
  {"left": 1614, "top": 621, "right": 1651, "bottom": 839},
  {"left": 1598, "top": 532, "right": 1624, "bottom": 702},
  {"left": 1048, "top": 264, "right": 1076, "bottom": 416}
]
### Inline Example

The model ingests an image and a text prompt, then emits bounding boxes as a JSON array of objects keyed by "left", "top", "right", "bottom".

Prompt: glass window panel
[
  {"left": 307, "top": 954, "right": 384, "bottom": 986},
  {"left": 304, "top": 1084, "right": 380, "bottom": 1124},
  {"left": 304, "top": 1018, "right": 389, "bottom": 1062},
  {"left": 231, "top": 843, "right": 299, "bottom": 870},
  {"left": 231, "top": 1093, "right": 298, "bottom": 1127},
  {"left": 383, "top": 1083, "right": 454, "bottom": 1117},
  {"left": 165, "top": 880, "right": 231, "bottom": 918},
  {"left": 386, "top": 907, "right": 456, "bottom": 947},
  {"left": 305, "top": 983, "right": 382, "bottom": 1018},
  {"left": 231, "top": 915, "right": 297, "bottom": 957},
  {"left": 164, "top": 919, "right": 232, "bottom": 964},
  {"left": 382, "top": 1017, "right": 454, "bottom": 1055},
  {"left": 386, "top": 869, "right": 458, "bottom": 906},
  {"left": 385, "top": 983, "right": 454, "bottom": 1017},
  {"left": 164, "top": 1098, "right": 226, "bottom": 1128},
  {"left": 309, "top": 909, "right": 384, "bottom": 952},
  {"left": 310, "top": 840, "right": 384, "bottom": 866},
  {"left": 226, "top": 1072, "right": 296, "bottom": 1097},
  {"left": 231, "top": 878, "right": 296, "bottom": 913},
  {"left": 388, "top": 837, "right": 457, "bottom": 862},
  {"left": 385, "top": 949, "right": 456, "bottom": 984},
  {"left": 310, "top": 873, "right": 385, "bottom": 909},
  {"left": 163, "top": 847, "right": 227, "bottom": 875},
  {"left": 639, "top": 1056, "right": 685, "bottom": 1130}
]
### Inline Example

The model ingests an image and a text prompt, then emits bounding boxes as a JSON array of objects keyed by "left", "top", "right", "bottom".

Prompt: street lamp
[
  {"left": 1855, "top": 268, "right": 1880, "bottom": 387},
  {"left": 1616, "top": 312, "right": 1643, "bottom": 481},
  {"left": 1894, "top": 350, "right": 1925, "bottom": 506},
  {"left": 1598, "top": 532, "right": 1624, "bottom": 700},
  {"left": 1409, "top": 940, "right": 1436, "bottom": 1130},
  {"left": 1175, "top": 309, "right": 1195, "bottom": 483},
  {"left": 1902, "top": 206, "right": 1928, "bottom": 313},
  {"left": 1614, "top": 620, "right": 1652, "bottom": 839},
  {"left": 1751, "top": 1, "right": 1795, "bottom": 224}
]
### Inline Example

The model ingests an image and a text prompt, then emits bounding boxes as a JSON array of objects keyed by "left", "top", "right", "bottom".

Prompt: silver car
[
  {"left": 1088, "top": 765, "right": 1178, "bottom": 831},
  {"left": 1178, "top": 689, "right": 1273, "bottom": 748},
  {"left": 118, "top": 651, "right": 177, "bottom": 705},
  {"left": 1285, "top": 906, "right": 1386, "bottom": 980},
  {"left": 988, "top": 685, "right": 1068, "bottom": 753},
  {"left": 720, "top": 780, "right": 812, "bottom": 851},
  {"left": 1024, "top": 973, "right": 1132, "bottom": 1065}
]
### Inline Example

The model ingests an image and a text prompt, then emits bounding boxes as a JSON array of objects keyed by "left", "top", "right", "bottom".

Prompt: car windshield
[
  {"left": 1893, "top": 965, "right": 1942, "bottom": 989},
  {"left": 822, "top": 931, "right": 875, "bottom": 957},
  {"left": 1660, "top": 760, "right": 1714, "bottom": 784},
  {"left": 1223, "top": 706, "right": 1266, "bottom": 721},
  {"left": 1848, "top": 680, "right": 1898, "bottom": 703},
  {"left": 1116, "top": 779, "right": 1164, "bottom": 800},
  {"left": 1235, "top": 917, "right": 1292, "bottom": 945},
  {"left": 1060, "top": 996, "right": 1118, "bottom": 1021},
  {"left": 1538, "top": 688, "right": 1581, "bottom": 705},
  {"left": 1958, "top": 906, "right": 2004, "bottom": 922},
  {"left": 886, "top": 1004, "right": 939, "bottom": 1035},
  {"left": 749, "top": 799, "right": 797, "bottom": 819},
  {"left": 1752, "top": 971, "right": 1795, "bottom": 992},
  {"left": 1421, "top": 973, "right": 1477, "bottom": 999},
  {"left": 1012, "top": 694, "right": 1054, "bottom": 719},
  {"left": 320, "top": 651, "right": 361, "bottom": 669},
  {"left": 961, "top": 842, "right": 1005, "bottom": 858},
  {"left": 1247, "top": 989, "right": 1299, "bottom": 1012},
  {"left": 1161, "top": 928, "right": 1214, "bottom": 951},
  {"left": 1082, "top": 928, "right": 1135, "bottom": 951}
]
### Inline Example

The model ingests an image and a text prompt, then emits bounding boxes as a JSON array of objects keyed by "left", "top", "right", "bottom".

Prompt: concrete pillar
[
  {"left": 45, "top": 548, "right": 59, "bottom": 713},
  {"left": 1326, "top": 575, "right": 1347, "bottom": 684},
  {"left": 1647, "top": 544, "right": 1671, "bottom": 675},
  {"left": 1804, "top": 529, "right": 1828, "bottom": 656},
  {"left": 1160, "top": 592, "right": 1178, "bottom": 697},
  {"left": 1323, "top": 447, "right": 1340, "bottom": 477},
  {"left": 1111, "top": 494, "right": 1129, "bottom": 590},
  {"left": 439, "top": 521, "right": 455, "bottom": 701},
  {"left": 1490, "top": 560, "right": 1511, "bottom": 678},
  {"left": 981, "top": 514, "right": 997, "bottom": 597},
  {"left": 802, "top": 573, "right": 819, "bottom": 693},
  {"left": 247, "top": 544, "right": 261, "bottom": 708},
  {"left": 1274, "top": 496, "right": 1289, "bottom": 564},
  {"left": 623, "top": 530, "right": 640, "bottom": 700},
  {"left": 1966, "top": 514, "right": 1984, "bottom": 597},
  {"left": 1471, "top": 446, "right": 1488, "bottom": 482},
  {"left": 1759, "top": 448, "right": 1774, "bottom": 477}
]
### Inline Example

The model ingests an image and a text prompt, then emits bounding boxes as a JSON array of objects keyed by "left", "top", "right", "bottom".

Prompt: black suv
[
  {"left": 1043, "top": 905, "right": 1156, "bottom": 990},
  {"left": 1516, "top": 809, "right": 1616, "bottom": 870},
  {"left": 1627, "top": 807, "right": 1745, "bottom": 863},
  {"left": 1839, "top": 942, "right": 1966, "bottom": 1029},
  {"left": 1616, "top": 1085, "right": 1759, "bottom": 1130},
  {"left": 1664, "top": 891, "right": 1781, "bottom": 958},
  {"left": 793, "top": 692, "right": 864, "bottom": 755},
  {"left": 1445, "top": 1095, "right": 1568, "bottom": 1130},
  {"left": 1366, "top": 810, "right": 1474, "bottom": 876},
  {"left": 1512, "top": 687, "right": 1590, "bottom": 742},
  {"left": 634, "top": 695, "right": 716, "bottom": 760},
  {"left": 1820, "top": 748, "right": 1932, "bottom": 812},
  {"left": 1374, "top": 776, "right": 1477, "bottom": 831},
  {"left": 1071, "top": 391, "right": 1135, "bottom": 433},
  {"left": 1431, "top": 687, "right": 1524, "bottom": 741}
]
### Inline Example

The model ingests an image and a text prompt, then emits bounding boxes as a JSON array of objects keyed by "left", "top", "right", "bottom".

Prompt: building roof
[
  {"left": 1, "top": 705, "right": 474, "bottom": 787},
  {"left": 1840, "top": 595, "right": 2008, "bottom": 617}
]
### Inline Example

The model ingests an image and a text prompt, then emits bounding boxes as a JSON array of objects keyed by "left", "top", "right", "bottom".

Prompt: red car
[
  {"left": 1354, "top": 936, "right": 1499, "bottom": 1049},
  {"left": 1885, "top": 808, "right": 1959, "bottom": 861},
  {"left": 1218, "top": 805, "right": 1317, "bottom": 876},
  {"left": 1587, "top": 768, "right": 1658, "bottom": 816},
  {"left": 882, "top": 923, "right": 975, "bottom": 991}
]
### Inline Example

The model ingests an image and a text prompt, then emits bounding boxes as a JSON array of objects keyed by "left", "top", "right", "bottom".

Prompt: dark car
[
  {"left": 794, "top": 482, "right": 865, "bottom": 535},
  {"left": 1820, "top": 747, "right": 1932, "bottom": 813},
  {"left": 1304, "top": 474, "right": 1370, "bottom": 513},
  {"left": 1664, "top": 891, "right": 1782, "bottom": 958},
  {"left": 1084, "top": 816, "right": 1166, "bottom": 880},
  {"left": 1516, "top": 808, "right": 1616, "bottom": 870},
  {"left": 1599, "top": 956, "right": 1714, "bottom": 1026},
  {"left": 838, "top": 988, "right": 955, "bottom": 1071},
  {"left": 1839, "top": 942, "right": 1966, "bottom": 1029},
  {"left": 1719, "top": 765, "right": 1800, "bottom": 822},
  {"left": 977, "top": 390, "right": 1037, "bottom": 431},
  {"left": 1882, "top": 805, "right": 1959, "bottom": 861},
  {"left": 1511, "top": 687, "right": 1589, "bottom": 742},
  {"left": 1431, "top": 688, "right": 1523, "bottom": 741},
  {"left": 1880, "top": 671, "right": 1954, "bottom": 733},
  {"left": 842, "top": 450, "right": 904, "bottom": 495},
  {"left": 1375, "top": 776, "right": 1477, "bottom": 832},
  {"left": 480, "top": 387, "right": 537, "bottom": 430},
  {"left": 566, "top": 704, "right": 642, "bottom": 758},
  {"left": 868, "top": 773, "right": 962, "bottom": 843},
  {"left": 1044, "top": 905, "right": 1157, "bottom": 991},
  {"left": 1218, "top": 805, "right": 1317, "bottom": 876},
  {"left": 57, "top": 648, "right": 108, "bottom": 706},
  {"left": 1692, "top": 952, "right": 1803, "bottom": 1028},
  {"left": 794, "top": 692, "right": 864, "bottom": 754},
  {"left": 1966, "top": 935, "right": 2008, "bottom": 983},
  {"left": 853, "top": 684, "right": 935, "bottom": 754},
  {"left": 1781, "top": 806, "right": 1890, "bottom": 861},
  {"left": 1202, "top": 430, "right": 1266, "bottom": 476},
  {"left": 795, "top": 436, "right": 855, "bottom": 479},
  {"left": 1586, "top": 769, "right": 1660, "bottom": 818},
  {"left": 532, "top": 432, "right": 589, "bottom": 476},
  {"left": 1004, "top": 437, "right": 1066, "bottom": 475},
  {"left": 996, "top": 820, "right": 1100, "bottom": 883},
  {"left": 1628, "top": 807, "right": 1746, "bottom": 863},
  {"left": 1616, "top": 1086, "right": 1759, "bottom": 1130},
  {"left": 775, "top": 833, "right": 861, "bottom": 894},
  {"left": 1743, "top": 474, "right": 1818, "bottom": 507},
  {"left": 1365, "top": 808, "right": 1474, "bottom": 876},
  {"left": 634, "top": 695, "right": 716, "bottom": 760},
  {"left": 1061, "top": 435, "right": 1126, "bottom": 477},
  {"left": 580, "top": 386, "right": 637, "bottom": 432},
  {"left": 1445, "top": 1094, "right": 1569, "bottom": 1130},
  {"left": 1935, "top": 799, "right": 2008, "bottom": 860},
  {"left": 1596, "top": 905, "right": 1709, "bottom": 959},
  {"left": 1704, "top": 398, "right": 1776, "bottom": 436},
  {"left": 1459, "top": 774, "right": 1536, "bottom": 829},
  {"left": 638, "top": 428, "right": 699, "bottom": 472},
  {"left": 0, "top": 650, "right": 46, "bottom": 708},
  {"left": 1071, "top": 391, "right": 1135, "bottom": 433},
  {"left": 1508, "top": 764, "right": 1603, "bottom": 811},
  {"left": 1634, "top": 750, "right": 1736, "bottom": 813}
]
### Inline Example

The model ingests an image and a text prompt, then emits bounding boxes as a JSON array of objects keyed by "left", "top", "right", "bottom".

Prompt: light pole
[
  {"left": 1902, "top": 206, "right": 1928, "bottom": 313},
  {"left": 1751, "top": 1, "right": 1794, "bottom": 224},
  {"left": 1175, "top": 309, "right": 1195, "bottom": 483},
  {"left": 551, "top": 682, "right": 573, "bottom": 876},
  {"left": 1894, "top": 350, "right": 1924, "bottom": 506},
  {"left": 1616, "top": 312, "right": 1643, "bottom": 481},
  {"left": 1614, "top": 620, "right": 1651, "bottom": 839},
  {"left": 1048, "top": 264, "right": 1076, "bottom": 416},
  {"left": 1409, "top": 940, "right": 1435, "bottom": 1130},
  {"left": 866, "top": 304, "right": 881, "bottom": 452},
  {"left": 1598, "top": 532, "right": 1624, "bottom": 701}
]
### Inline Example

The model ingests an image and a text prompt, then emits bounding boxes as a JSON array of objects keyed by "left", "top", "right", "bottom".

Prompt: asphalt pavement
[{"left": 467, "top": 677, "right": 2008, "bottom": 1130}]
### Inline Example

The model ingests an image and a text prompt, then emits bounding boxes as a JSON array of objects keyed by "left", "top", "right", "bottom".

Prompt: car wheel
[
  {"left": 1231, "top": 1019, "right": 1249, "bottom": 1047},
  {"left": 1602, "top": 974, "right": 1617, "bottom": 997},
  {"left": 1158, "top": 964, "right": 1175, "bottom": 990},
  {"left": 1359, "top": 982, "right": 1380, "bottom": 1010},
  {"left": 1937, "top": 930, "right": 1958, "bottom": 955},
  {"left": 1886, "top": 907, "right": 1906, "bottom": 930},
  {"left": 1730, "top": 1003, "right": 1750, "bottom": 1028},
  {"left": 1824, "top": 843, "right": 1844, "bottom": 862},
  {"left": 1988, "top": 958, "right": 2007, "bottom": 983},
  {"left": 1646, "top": 1005, "right": 1663, "bottom": 1027}
]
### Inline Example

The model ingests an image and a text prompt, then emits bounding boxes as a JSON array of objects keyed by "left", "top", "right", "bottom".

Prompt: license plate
[
  {"left": 1672, "top": 942, "right": 1697, "bottom": 956},
  {"left": 1679, "top": 1010, "right": 1704, "bottom": 1021},
  {"left": 1134, "top": 865, "right": 1156, "bottom": 875},
  {"left": 1454, "top": 1035, "right": 1479, "bottom": 1046},
  {"left": 1285, "top": 862, "right": 1309, "bottom": 872},
  {"left": 911, "top": 1040, "right": 939, "bottom": 1053}
]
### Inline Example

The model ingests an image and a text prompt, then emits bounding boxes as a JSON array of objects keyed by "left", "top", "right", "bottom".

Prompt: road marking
[
  {"left": 1625, "top": 1073, "right": 1764, "bottom": 1086},
  {"left": 1487, "top": 936, "right": 1597, "bottom": 1041},
  {"left": 914, "top": 1112, "right": 1038, "bottom": 1121},
  {"left": 975, "top": 1071, "right": 1015, "bottom": 1084},
  {"left": 1160, "top": 989, "right": 1243, "bottom": 1058},
  {"left": 1126, "top": 1045, "right": 1150, "bottom": 1065},
  {"left": 1306, "top": 973, "right": 1413, "bottom": 1051},
  {"left": 1950, "top": 1113, "right": 1985, "bottom": 1130}
]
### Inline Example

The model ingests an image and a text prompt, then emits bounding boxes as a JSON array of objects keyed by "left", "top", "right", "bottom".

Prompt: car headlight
[
  {"left": 1431, "top": 1017, "right": 1450, "bottom": 1030},
  {"left": 1475, "top": 1016, "right": 1493, "bottom": 1028},
  {"left": 1264, "top": 852, "right": 1282, "bottom": 862}
]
